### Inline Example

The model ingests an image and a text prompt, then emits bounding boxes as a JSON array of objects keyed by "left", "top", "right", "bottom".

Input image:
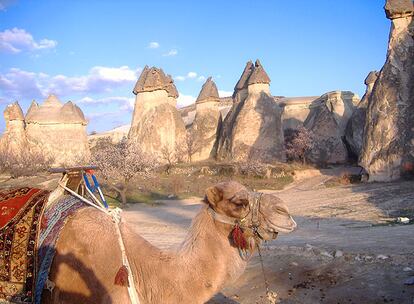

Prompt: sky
[{"left": 0, "top": 0, "right": 390, "bottom": 133}]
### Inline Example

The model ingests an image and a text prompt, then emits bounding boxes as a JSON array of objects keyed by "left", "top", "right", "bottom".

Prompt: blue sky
[{"left": 0, "top": 0, "right": 390, "bottom": 133}]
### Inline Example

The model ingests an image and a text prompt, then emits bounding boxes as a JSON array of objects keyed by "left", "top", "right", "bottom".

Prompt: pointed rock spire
[
  {"left": 43, "top": 94, "right": 63, "bottom": 107},
  {"left": 25, "top": 95, "right": 86, "bottom": 124},
  {"left": 247, "top": 60, "right": 271, "bottom": 85},
  {"left": 234, "top": 61, "right": 254, "bottom": 94},
  {"left": 196, "top": 77, "right": 220, "bottom": 103},
  {"left": 4, "top": 101, "right": 24, "bottom": 121}
]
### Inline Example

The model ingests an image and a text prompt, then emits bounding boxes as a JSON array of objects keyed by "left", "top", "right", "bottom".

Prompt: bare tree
[
  {"left": 92, "top": 138, "right": 158, "bottom": 206},
  {"left": 182, "top": 130, "right": 201, "bottom": 163},
  {"left": 161, "top": 145, "right": 177, "bottom": 174},
  {"left": 285, "top": 126, "right": 314, "bottom": 164}
]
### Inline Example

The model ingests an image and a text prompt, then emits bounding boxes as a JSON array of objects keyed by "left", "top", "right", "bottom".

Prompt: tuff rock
[
  {"left": 345, "top": 71, "right": 379, "bottom": 157},
  {"left": 129, "top": 66, "right": 186, "bottom": 157},
  {"left": 360, "top": 1, "right": 414, "bottom": 181}
]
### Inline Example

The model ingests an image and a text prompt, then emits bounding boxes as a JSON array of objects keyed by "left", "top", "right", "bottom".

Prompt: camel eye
[{"left": 232, "top": 199, "right": 248, "bottom": 207}]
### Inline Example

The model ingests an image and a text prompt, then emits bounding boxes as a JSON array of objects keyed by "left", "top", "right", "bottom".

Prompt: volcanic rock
[{"left": 360, "top": 1, "right": 414, "bottom": 181}]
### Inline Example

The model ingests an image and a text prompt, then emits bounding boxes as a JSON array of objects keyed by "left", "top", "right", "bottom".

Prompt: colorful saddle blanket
[
  {"left": 0, "top": 188, "right": 49, "bottom": 303},
  {"left": 0, "top": 189, "right": 86, "bottom": 304}
]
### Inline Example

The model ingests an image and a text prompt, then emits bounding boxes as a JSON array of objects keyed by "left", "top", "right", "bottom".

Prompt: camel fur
[{"left": 42, "top": 181, "right": 296, "bottom": 304}]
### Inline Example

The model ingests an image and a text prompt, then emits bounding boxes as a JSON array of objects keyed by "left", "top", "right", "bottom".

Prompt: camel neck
[{"left": 121, "top": 206, "right": 247, "bottom": 304}]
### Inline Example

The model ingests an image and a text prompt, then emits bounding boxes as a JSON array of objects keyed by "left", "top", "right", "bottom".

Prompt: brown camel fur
[{"left": 42, "top": 181, "right": 296, "bottom": 304}]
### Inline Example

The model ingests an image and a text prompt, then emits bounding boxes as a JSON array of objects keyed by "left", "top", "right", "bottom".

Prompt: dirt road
[{"left": 123, "top": 169, "right": 414, "bottom": 304}]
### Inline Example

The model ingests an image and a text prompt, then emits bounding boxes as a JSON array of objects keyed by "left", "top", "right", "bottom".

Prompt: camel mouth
[{"left": 265, "top": 215, "right": 297, "bottom": 234}]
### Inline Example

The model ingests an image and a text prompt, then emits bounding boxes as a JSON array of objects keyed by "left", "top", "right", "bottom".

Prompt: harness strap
[{"left": 57, "top": 182, "right": 140, "bottom": 304}]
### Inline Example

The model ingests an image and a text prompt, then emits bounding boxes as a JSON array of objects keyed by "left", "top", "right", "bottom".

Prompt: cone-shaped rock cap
[
  {"left": 25, "top": 94, "right": 87, "bottom": 125},
  {"left": 385, "top": 0, "right": 414, "bottom": 19},
  {"left": 133, "top": 66, "right": 178, "bottom": 98},
  {"left": 247, "top": 60, "right": 271, "bottom": 85},
  {"left": 4, "top": 101, "right": 24, "bottom": 121},
  {"left": 364, "top": 71, "right": 379, "bottom": 85},
  {"left": 164, "top": 74, "right": 179, "bottom": 98},
  {"left": 233, "top": 61, "right": 254, "bottom": 93},
  {"left": 196, "top": 77, "right": 220, "bottom": 103}
]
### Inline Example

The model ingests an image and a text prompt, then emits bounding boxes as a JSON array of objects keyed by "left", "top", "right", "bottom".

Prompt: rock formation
[
  {"left": 25, "top": 94, "right": 90, "bottom": 166},
  {"left": 360, "top": 0, "right": 414, "bottom": 181},
  {"left": 304, "top": 91, "right": 359, "bottom": 164},
  {"left": 345, "top": 71, "right": 378, "bottom": 157},
  {"left": 128, "top": 66, "right": 186, "bottom": 157},
  {"left": 0, "top": 102, "right": 28, "bottom": 157},
  {"left": 215, "top": 60, "right": 285, "bottom": 162},
  {"left": 278, "top": 96, "right": 320, "bottom": 130},
  {"left": 190, "top": 77, "right": 222, "bottom": 161}
]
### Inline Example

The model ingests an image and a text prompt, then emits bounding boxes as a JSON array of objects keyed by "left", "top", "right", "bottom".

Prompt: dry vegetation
[{"left": 0, "top": 147, "right": 54, "bottom": 178}]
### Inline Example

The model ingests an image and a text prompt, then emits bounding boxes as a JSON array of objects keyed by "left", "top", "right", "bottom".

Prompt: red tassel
[
  {"left": 114, "top": 265, "right": 130, "bottom": 287},
  {"left": 232, "top": 224, "right": 247, "bottom": 250}
]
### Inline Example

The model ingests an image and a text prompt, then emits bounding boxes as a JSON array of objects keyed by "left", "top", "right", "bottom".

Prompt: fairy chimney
[
  {"left": 25, "top": 94, "right": 90, "bottom": 166},
  {"left": 129, "top": 66, "right": 186, "bottom": 157},
  {"left": 360, "top": 0, "right": 414, "bottom": 181},
  {"left": 190, "top": 77, "right": 222, "bottom": 161},
  {"left": 215, "top": 60, "right": 285, "bottom": 162},
  {"left": 0, "top": 102, "right": 28, "bottom": 157}
]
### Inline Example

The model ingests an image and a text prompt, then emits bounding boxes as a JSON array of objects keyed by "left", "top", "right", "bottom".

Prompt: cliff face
[
  {"left": 128, "top": 66, "right": 186, "bottom": 157},
  {"left": 215, "top": 60, "right": 285, "bottom": 163},
  {"left": 360, "top": 0, "right": 414, "bottom": 181},
  {"left": 345, "top": 71, "right": 379, "bottom": 157},
  {"left": 304, "top": 91, "right": 359, "bottom": 164}
]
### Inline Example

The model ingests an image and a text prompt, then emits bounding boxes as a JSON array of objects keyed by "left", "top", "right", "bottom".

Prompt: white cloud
[
  {"left": 187, "top": 72, "right": 197, "bottom": 79},
  {"left": 174, "top": 71, "right": 200, "bottom": 82},
  {"left": 197, "top": 76, "right": 206, "bottom": 82},
  {"left": 0, "top": 28, "right": 57, "bottom": 54},
  {"left": 177, "top": 93, "right": 196, "bottom": 108},
  {"left": 148, "top": 41, "right": 160, "bottom": 49},
  {"left": 0, "top": 66, "right": 141, "bottom": 101},
  {"left": 174, "top": 75, "right": 186, "bottom": 81},
  {"left": 77, "top": 96, "right": 135, "bottom": 111},
  {"left": 163, "top": 49, "right": 178, "bottom": 57},
  {"left": 218, "top": 90, "right": 233, "bottom": 97}
]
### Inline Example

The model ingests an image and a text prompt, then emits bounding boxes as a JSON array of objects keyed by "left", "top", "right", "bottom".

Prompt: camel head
[{"left": 204, "top": 181, "right": 296, "bottom": 250}]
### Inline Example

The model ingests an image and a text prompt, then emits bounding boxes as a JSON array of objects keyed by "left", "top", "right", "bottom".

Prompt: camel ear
[{"left": 204, "top": 186, "right": 222, "bottom": 207}]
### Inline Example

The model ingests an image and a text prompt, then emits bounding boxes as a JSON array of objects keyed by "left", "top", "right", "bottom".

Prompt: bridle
[
  {"left": 208, "top": 192, "right": 278, "bottom": 303},
  {"left": 207, "top": 192, "right": 267, "bottom": 258}
]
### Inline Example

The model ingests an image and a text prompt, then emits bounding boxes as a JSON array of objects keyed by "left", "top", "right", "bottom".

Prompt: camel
[{"left": 41, "top": 180, "right": 296, "bottom": 304}]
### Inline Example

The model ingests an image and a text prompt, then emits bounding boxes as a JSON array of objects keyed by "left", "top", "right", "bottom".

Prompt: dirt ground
[
  {"left": 1, "top": 168, "right": 413, "bottom": 303},
  {"left": 121, "top": 168, "right": 414, "bottom": 304}
]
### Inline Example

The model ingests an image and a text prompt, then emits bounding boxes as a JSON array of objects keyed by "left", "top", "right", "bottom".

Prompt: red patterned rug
[{"left": 0, "top": 187, "right": 49, "bottom": 303}]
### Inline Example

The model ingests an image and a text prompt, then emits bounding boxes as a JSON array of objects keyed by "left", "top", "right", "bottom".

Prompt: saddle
[{"left": 0, "top": 166, "right": 104, "bottom": 304}]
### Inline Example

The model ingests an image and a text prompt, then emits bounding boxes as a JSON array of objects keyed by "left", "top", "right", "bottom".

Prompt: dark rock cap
[
  {"left": 247, "top": 60, "right": 271, "bottom": 85},
  {"left": 196, "top": 77, "right": 220, "bottom": 103},
  {"left": 133, "top": 66, "right": 179, "bottom": 98},
  {"left": 233, "top": 61, "right": 254, "bottom": 93},
  {"left": 365, "top": 71, "right": 379, "bottom": 85},
  {"left": 164, "top": 74, "right": 179, "bottom": 98},
  {"left": 4, "top": 101, "right": 24, "bottom": 121},
  {"left": 385, "top": 0, "right": 414, "bottom": 19}
]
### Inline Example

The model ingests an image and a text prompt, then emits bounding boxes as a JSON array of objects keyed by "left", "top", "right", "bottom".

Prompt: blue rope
[{"left": 83, "top": 173, "right": 109, "bottom": 209}]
